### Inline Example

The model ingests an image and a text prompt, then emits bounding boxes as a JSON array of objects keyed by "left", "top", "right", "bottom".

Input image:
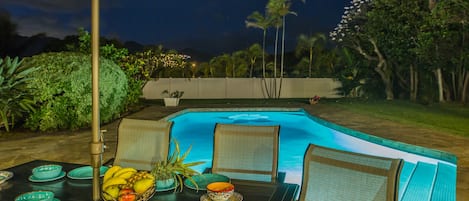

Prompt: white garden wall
[{"left": 142, "top": 78, "right": 342, "bottom": 99}]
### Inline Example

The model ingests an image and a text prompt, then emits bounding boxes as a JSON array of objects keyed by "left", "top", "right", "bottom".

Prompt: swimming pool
[{"left": 163, "top": 108, "right": 457, "bottom": 201}]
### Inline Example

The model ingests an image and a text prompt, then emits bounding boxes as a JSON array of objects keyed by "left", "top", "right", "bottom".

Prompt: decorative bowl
[
  {"left": 206, "top": 182, "right": 234, "bottom": 201},
  {"left": 32, "top": 164, "right": 62, "bottom": 180},
  {"left": 15, "top": 190, "right": 55, "bottom": 201}
]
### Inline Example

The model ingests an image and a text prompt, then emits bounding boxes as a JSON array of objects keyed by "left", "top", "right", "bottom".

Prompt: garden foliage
[
  {"left": 0, "top": 56, "right": 37, "bottom": 132},
  {"left": 22, "top": 52, "right": 128, "bottom": 131}
]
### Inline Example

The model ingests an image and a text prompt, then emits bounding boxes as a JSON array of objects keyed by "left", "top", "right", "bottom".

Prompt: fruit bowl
[
  {"left": 102, "top": 186, "right": 155, "bottom": 201},
  {"left": 101, "top": 166, "right": 156, "bottom": 201}
]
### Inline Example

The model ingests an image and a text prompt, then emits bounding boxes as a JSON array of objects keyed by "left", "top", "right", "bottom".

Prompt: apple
[{"left": 118, "top": 189, "right": 136, "bottom": 201}]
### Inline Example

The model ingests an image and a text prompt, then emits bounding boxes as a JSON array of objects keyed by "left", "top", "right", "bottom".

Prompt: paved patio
[{"left": 0, "top": 102, "right": 467, "bottom": 200}]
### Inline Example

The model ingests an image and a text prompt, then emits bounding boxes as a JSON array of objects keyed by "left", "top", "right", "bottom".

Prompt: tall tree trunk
[
  {"left": 410, "top": 64, "right": 418, "bottom": 101},
  {"left": 273, "top": 26, "right": 280, "bottom": 98},
  {"left": 462, "top": 71, "right": 469, "bottom": 103},
  {"left": 371, "top": 39, "right": 394, "bottom": 100},
  {"left": 451, "top": 72, "right": 457, "bottom": 100},
  {"left": 278, "top": 16, "right": 286, "bottom": 99},
  {"left": 435, "top": 68, "right": 445, "bottom": 102},
  {"left": 309, "top": 47, "right": 313, "bottom": 77},
  {"left": 262, "top": 30, "right": 266, "bottom": 78},
  {"left": 261, "top": 29, "right": 271, "bottom": 98},
  {"left": 249, "top": 59, "right": 254, "bottom": 78},
  {"left": 280, "top": 16, "right": 286, "bottom": 79}
]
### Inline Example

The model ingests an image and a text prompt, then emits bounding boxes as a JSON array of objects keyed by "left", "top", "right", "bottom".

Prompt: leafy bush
[
  {"left": 0, "top": 56, "right": 38, "bottom": 132},
  {"left": 22, "top": 52, "right": 128, "bottom": 131}
]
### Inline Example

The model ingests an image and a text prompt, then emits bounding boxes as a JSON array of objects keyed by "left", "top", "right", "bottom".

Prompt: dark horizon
[{"left": 1, "top": 0, "right": 347, "bottom": 55}]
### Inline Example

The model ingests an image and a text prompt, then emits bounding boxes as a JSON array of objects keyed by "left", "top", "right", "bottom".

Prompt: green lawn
[{"left": 328, "top": 99, "right": 469, "bottom": 137}]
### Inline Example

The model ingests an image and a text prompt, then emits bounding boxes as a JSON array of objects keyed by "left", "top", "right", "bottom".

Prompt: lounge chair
[
  {"left": 299, "top": 144, "right": 403, "bottom": 201},
  {"left": 211, "top": 123, "right": 280, "bottom": 183},
  {"left": 112, "top": 118, "right": 173, "bottom": 171}
]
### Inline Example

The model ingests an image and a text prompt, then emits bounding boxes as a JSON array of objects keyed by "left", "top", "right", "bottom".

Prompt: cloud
[
  {"left": 11, "top": 14, "right": 88, "bottom": 38},
  {"left": 0, "top": 0, "right": 122, "bottom": 38}
]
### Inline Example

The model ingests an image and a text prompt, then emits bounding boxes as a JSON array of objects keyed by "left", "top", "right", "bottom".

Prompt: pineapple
[{"left": 150, "top": 139, "right": 204, "bottom": 192}]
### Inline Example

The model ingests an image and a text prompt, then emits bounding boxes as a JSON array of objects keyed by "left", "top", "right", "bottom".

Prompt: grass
[{"left": 328, "top": 98, "right": 469, "bottom": 137}]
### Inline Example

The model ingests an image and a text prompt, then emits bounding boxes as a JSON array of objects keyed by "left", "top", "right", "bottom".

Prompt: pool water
[{"left": 164, "top": 108, "right": 457, "bottom": 201}]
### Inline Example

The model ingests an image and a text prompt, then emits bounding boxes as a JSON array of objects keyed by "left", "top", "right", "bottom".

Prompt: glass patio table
[{"left": 0, "top": 160, "right": 299, "bottom": 201}]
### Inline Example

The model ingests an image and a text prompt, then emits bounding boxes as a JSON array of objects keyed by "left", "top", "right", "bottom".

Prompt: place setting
[
  {"left": 0, "top": 170, "right": 14, "bottom": 185},
  {"left": 67, "top": 165, "right": 109, "bottom": 180},
  {"left": 183, "top": 173, "right": 230, "bottom": 191},
  {"left": 200, "top": 182, "right": 243, "bottom": 201},
  {"left": 14, "top": 190, "right": 59, "bottom": 201},
  {"left": 28, "top": 164, "right": 66, "bottom": 183},
  {"left": 182, "top": 173, "right": 242, "bottom": 201}
]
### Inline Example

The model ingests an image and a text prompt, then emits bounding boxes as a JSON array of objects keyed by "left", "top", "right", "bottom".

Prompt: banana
[
  {"left": 102, "top": 177, "right": 127, "bottom": 190},
  {"left": 103, "top": 185, "right": 120, "bottom": 200},
  {"left": 103, "top": 165, "right": 122, "bottom": 183},
  {"left": 113, "top": 167, "right": 137, "bottom": 178},
  {"left": 116, "top": 170, "right": 135, "bottom": 180}
]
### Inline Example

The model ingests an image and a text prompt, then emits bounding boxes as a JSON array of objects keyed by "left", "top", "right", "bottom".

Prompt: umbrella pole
[{"left": 91, "top": 0, "right": 104, "bottom": 200}]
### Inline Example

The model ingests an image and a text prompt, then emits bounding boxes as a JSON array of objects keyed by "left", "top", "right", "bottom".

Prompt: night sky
[{"left": 1, "top": 0, "right": 347, "bottom": 54}]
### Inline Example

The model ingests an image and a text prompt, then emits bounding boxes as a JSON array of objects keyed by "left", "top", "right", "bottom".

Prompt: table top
[{"left": 0, "top": 160, "right": 299, "bottom": 201}]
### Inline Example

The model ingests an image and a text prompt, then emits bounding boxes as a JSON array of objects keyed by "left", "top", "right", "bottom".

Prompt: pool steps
[
  {"left": 398, "top": 162, "right": 416, "bottom": 199},
  {"left": 399, "top": 162, "right": 456, "bottom": 201},
  {"left": 430, "top": 163, "right": 457, "bottom": 201}
]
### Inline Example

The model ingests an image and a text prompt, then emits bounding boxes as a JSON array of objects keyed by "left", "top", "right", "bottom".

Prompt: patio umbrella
[{"left": 90, "top": 0, "right": 104, "bottom": 200}]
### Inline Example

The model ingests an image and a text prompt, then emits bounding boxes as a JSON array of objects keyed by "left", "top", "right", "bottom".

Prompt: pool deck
[{"left": 0, "top": 102, "right": 467, "bottom": 200}]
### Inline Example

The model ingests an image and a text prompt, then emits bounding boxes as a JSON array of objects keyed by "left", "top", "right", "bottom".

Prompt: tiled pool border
[{"left": 161, "top": 107, "right": 457, "bottom": 165}]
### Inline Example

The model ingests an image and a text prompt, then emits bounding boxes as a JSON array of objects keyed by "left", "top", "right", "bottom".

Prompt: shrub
[
  {"left": 22, "top": 52, "right": 128, "bottom": 131},
  {"left": 0, "top": 56, "right": 38, "bottom": 132}
]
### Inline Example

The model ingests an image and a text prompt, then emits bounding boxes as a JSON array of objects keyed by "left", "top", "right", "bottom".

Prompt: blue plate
[
  {"left": 67, "top": 166, "right": 108, "bottom": 180},
  {"left": 15, "top": 191, "right": 55, "bottom": 201},
  {"left": 156, "top": 180, "right": 178, "bottom": 192},
  {"left": 184, "top": 173, "right": 230, "bottom": 190},
  {"left": 0, "top": 171, "right": 13, "bottom": 184},
  {"left": 28, "top": 171, "right": 66, "bottom": 182}
]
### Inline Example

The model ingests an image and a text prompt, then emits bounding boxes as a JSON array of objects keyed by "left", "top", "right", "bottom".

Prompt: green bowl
[
  {"left": 32, "top": 164, "right": 62, "bottom": 180},
  {"left": 15, "top": 191, "right": 54, "bottom": 201}
]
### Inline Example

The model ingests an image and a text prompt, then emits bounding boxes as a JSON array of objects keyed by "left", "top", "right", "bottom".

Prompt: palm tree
[
  {"left": 245, "top": 44, "right": 263, "bottom": 77},
  {"left": 246, "top": 11, "right": 273, "bottom": 98},
  {"left": 267, "top": 0, "right": 298, "bottom": 98},
  {"left": 295, "top": 33, "right": 326, "bottom": 77},
  {"left": 246, "top": 11, "right": 272, "bottom": 79}
]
